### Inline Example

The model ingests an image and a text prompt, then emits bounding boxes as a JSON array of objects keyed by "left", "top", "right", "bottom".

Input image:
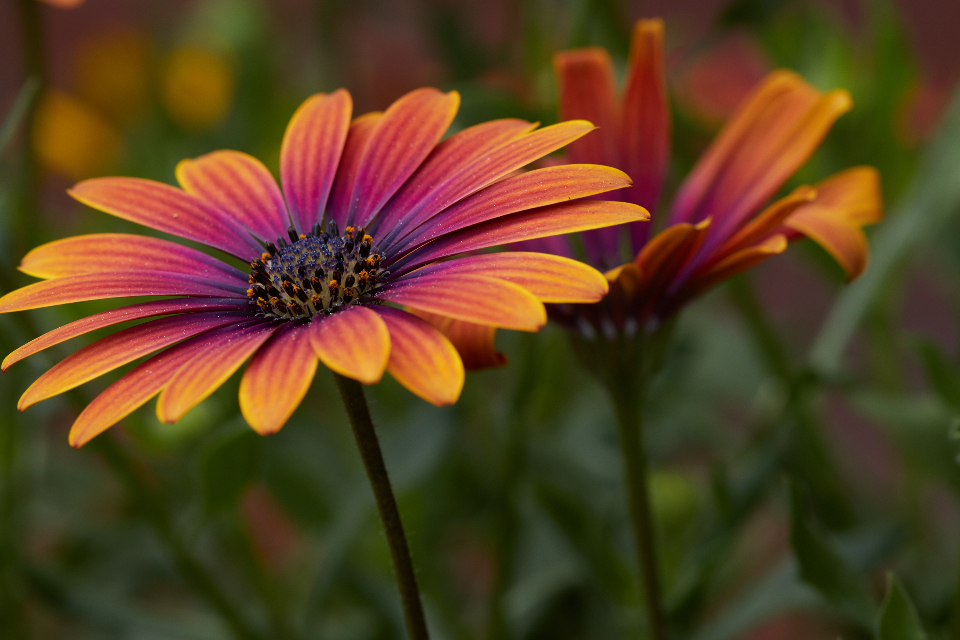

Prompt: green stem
[
  {"left": 609, "top": 365, "right": 666, "bottom": 640},
  {"left": 333, "top": 374, "right": 429, "bottom": 640},
  {"left": 90, "top": 435, "right": 265, "bottom": 640}
]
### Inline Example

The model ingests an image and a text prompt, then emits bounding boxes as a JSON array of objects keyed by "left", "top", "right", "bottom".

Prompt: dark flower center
[{"left": 247, "top": 222, "right": 387, "bottom": 320}]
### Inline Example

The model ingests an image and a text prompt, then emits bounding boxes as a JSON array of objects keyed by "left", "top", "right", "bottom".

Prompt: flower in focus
[
  {"left": 0, "top": 87, "right": 647, "bottom": 447},
  {"left": 522, "top": 18, "right": 883, "bottom": 336},
  {"left": 32, "top": 90, "right": 123, "bottom": 180},
  {"left": 161, "top": 44, "right": 235, "bottom": 131}
]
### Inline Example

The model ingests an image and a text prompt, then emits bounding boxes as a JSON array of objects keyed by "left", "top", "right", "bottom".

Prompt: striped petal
[
  {"left": 373, "top": 306, "right": 464, "bottom": 405},
  {"left": 309, "top": 306, "right": 390, "bottom": 385},
  {"left": 239, "top": 322, "right": 319, "bottom": 435},
  {"left": 177, "top": 150, "right": 290, "bottom": 241},
  {"left": 2, "top": 298, "right": 247, "bottom": 371},
  {"left": 379, "top": 274, "right": 545, "bottom": 331},
  {"left": 635, "top": 220, "right": 711, "bottom": 320},
  {"left": 409, "top": 310, "right": 506, "bottom": 370},
  {"left": 156, "top": 321, "right": 278, "bottom": 424},
  {"left": 19, "top": 311, "right": 249, "bottom": 410},
  {"left": 414, "top": 252, "right": 608, "bottom": 303},
  {"left": 621, "top": 18, "right": 670, "bottom": 246},
  {"left": 280, "top": 90, "right": 353, "bottom": 233},
  {"left": 348, "top": 89, "right": 460, "bottom": 228},
  {"left": 390, "top": 164, "right": 632, "bottom": 254},
  {"left": 0, "top": 272, "right": 246, "bottom": 313},
  {"left": 782, "top": 167, "right": 882, "bottom": 280},
  {"left": 554, "top": 47, "right": 620, "bottom": 167},
  {"left": 69, "top": 177, "right": 262, "bottom": 260},
  {"left": 679, "top": 234, "right": 788, "bottom": 305},
  {"left": 669, "top": 71, "right": 852, "bottom": 248},
  {"left": 19, "top": 233, "right": 246, "bottom": 286},
  {"left": 376, "top": 120, "right": 597, "bottom": 245},
  {"left": 392, "top": 200, "right": 649, "bottom": 275},
  {"left": 327, "top": 113, "right": 383, "bottom": 227},
  {"left": 68, "top": 323, "right": 246, "bottom": 447},
  {"left": 713, "top": 186, "right": 816, "bottom": 259},
  {"left": 374, "top": 119, "right": 536, "bottom": 240}
]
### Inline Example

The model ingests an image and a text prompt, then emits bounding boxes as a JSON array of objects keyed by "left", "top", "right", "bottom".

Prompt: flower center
[{"left": 247, "top": 222, "right": 387, "bottom": 320}]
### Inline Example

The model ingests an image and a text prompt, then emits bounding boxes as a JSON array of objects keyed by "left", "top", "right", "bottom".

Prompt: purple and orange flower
[
  {"left": 519, "top": 18, "right": 883, "bottom": 337},
  {"left": 0, "top": 88, "right": 648, "bottom": 447}
]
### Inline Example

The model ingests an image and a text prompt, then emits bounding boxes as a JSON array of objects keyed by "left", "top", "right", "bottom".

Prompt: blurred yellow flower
[
  {"left": 161, "top": 45, "right": 235, "bottom": 131},
  {"left": 38, "top": 0, "right": 84, "bottom": 7},
  {"left": 75, "top": 30, "right": 152, "bottom": 123},
  {"left": 32, "top": 91, "right": 122, "bottom": 180}
]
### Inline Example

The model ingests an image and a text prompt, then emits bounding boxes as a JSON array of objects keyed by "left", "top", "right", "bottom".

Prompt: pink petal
[
  {"left": 239, "top": 322, "right": 318, "bottom": 435},
  {"left": 19, "top": 311, "right": 252, "bottom": 410},
  {"left": 348, "top": 89, "right": 460, "bottom": 228},
  {"left": 327, "top": 113, "right": 384, "bottom": 227},
  {"left": 69, "top": 177, "right": 262, "bottom": 260},
  {"left": 372, "top": 306, "right": 464, "bottom": 405},
  {"left": 379, "top": 273, "right": 545, "bottom": 331},
  {"left": 0, "top": 272, "right": 247, "bottom": 313},
  {"left": 19, "top": 233, "right": 246, "bottom": 287},
  {"left": 156, "top": 321, "right": 278, "bottom": 424},
  {"left": 3, "top": 298, "right": 247, "bottom": 371},
  {"left": 554, "top": 47, "right": 621, "bottom": 167},
  {"left": 280, "top": 90, "right": 353, "bottom": 233},
  {"left": 177, "top": 150, "right": 290, "bottom": 242},
  {"left": 309, "top": 306, "right": 390, "bottom": 385},
  {"left": 389, "top": 164, "right": 632, "bottom": 255}
]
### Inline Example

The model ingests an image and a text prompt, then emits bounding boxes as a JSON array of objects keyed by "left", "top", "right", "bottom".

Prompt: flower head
[
  {"left": 520, "top": 18, "right": 882, "bottom": 337},
  {"left": 1, "top": 88, "right": 647, "bottom": 446}
]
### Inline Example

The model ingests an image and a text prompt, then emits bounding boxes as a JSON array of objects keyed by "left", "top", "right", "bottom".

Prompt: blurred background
[{"left": 1, "top": 0, "right": 960, "bottom": 638}]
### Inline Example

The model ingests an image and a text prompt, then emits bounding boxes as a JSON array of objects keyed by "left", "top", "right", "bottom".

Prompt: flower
[
  {"left": 0, "top": 88, "right": 647, "bottom": 447},
  {"left": 520, "top": 18, "right": 883, "bottom": 336}
]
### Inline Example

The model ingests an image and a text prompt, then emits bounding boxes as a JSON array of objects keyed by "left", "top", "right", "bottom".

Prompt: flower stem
[
  {"left": 609, "top": 366, "right": 666, "bottom": 640},
  {"left": 333, "top": 374, "right": 429, "bottom": 640}
]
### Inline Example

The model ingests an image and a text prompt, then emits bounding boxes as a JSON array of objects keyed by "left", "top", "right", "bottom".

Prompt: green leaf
[
  {"left": 198, "top": 428, "right": 263, "bottom": 514},
  {"left": 878, "top": 574, "right": 926, "bottom": 640},
  {"left": 0, "top": 77, "right": 40, "bottom": 156},
  {"left": 788, "top": 481, "right": 875, "bottom": 627}
]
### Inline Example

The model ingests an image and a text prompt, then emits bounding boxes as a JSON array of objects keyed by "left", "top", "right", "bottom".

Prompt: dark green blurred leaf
[
  {"left": 915, "top": 339, "right": 960, "bottom": 412},
  {"left": 0, "top": 78, "right": 40, "bottom": 158},
  {"left": 878, "top": 574, "right": 927, "bottom": 640},
  {"left": 788, "top": 481, "right": 875, "bottom": 627},
  {"left": 198, "top": 428, "right": 263, "bottom": 514}
]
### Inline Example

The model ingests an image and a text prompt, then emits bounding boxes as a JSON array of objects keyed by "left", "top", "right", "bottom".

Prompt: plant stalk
[
  {"left": 609, "top": 356, "right": 667, "bottom": 640},
  {"left": 333, "top": 373, "right": 429, "bottom": 640}
]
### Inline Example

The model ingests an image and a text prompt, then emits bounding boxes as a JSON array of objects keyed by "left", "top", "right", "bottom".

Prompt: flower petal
[
  {"left": 669, "top": 71, "right": 852, "bottom": 247},
  {"left": 239, "top": 322, "right": 319, "bottom": 435},
  {"left": 69, "top": 177, "right": 262, "bottom": 260},
  {"left": 372, "top": 306, "right": 464, "bottom": 404},
  {"left": 177, "top": 150, "right": 290, "bottom": 241},
  {"left": 327, "top": 112, "right": 383, "bottom": 227},
  {"left": 409, "top": 309, "right": 506, "bottom": 370},
  {"left": 634, "top": 220, "right": 711, "bottom": 319},
  {"left": 413, "top": 252, "right": 608, "bottom": 303},
  {"left": 713, "top": 186, "right": 816, "bottom": 258},
  {"left": 782, "top": 167, "right": 882, "bottom": 280},
  {"left": 2, "top": 298, "right": 247, "bottom": 371},
  {"left": 68, "top": 322, "right": 246, "bottom": 447},
  {"left": 392, "top": 200, "right": 649, "bottom": 274},
  {"left": 348, "top": 89, "right": 460, "bottom": 228},
  {"left": 19, "top": 311, "right": 250, "bottom": 411},
  {"left": 156, "top": 321, "right": 278, "bottom": 424},
  {"left": 19, "top": 233, "right": 247, "bottom": 286},
  {"left": 309, "top": 305, "right": 390, "bottom": 385},
  {"left": 376, "top": 120, "right": 597, "bottom": 245},
  {"left": 374, "top": 119, "right": 535, "bottom": 240},
  {"left": 621, "top": 18, "right": 671, "bottom": 246},
  {"left": 554, "top": 47, "right": 620, "bottom": 167},
  {"left": 380, "top": 273, "right": 546, "bottom": 331},
  {"left": 678, "top": 234, "right": 788, "bottom": 306},
  {"left": 0, "top": 272, "right": 246, "bottom": 313},
  {"left": 390, "top": 164, "right": 632, "bottom": 254},
  {"left": 280, "top": 90, "right": 353, "bottom": 233}
]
